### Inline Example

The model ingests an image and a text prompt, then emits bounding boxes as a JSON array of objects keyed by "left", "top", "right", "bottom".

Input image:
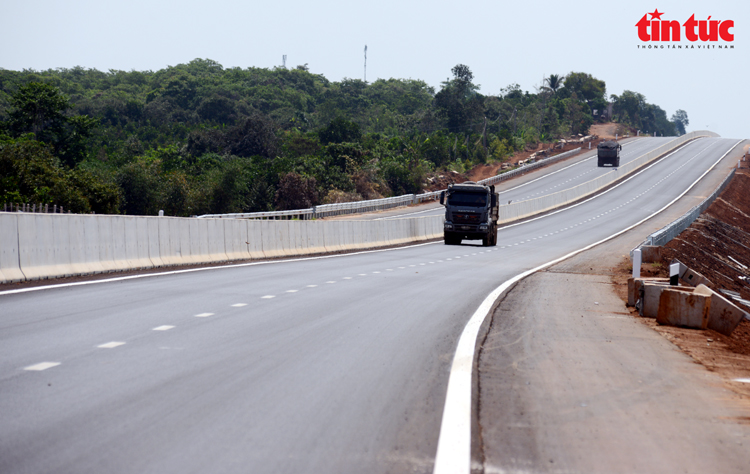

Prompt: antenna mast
[
  {"left": 364, "top": 45, "right": 367, "bottom": 82},
  {"left": 282, "top": 55, "right": 287, "bottom": 68}
]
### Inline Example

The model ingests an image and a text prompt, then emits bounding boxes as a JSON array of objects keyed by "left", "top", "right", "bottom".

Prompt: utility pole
[
  {"left": 282, "top": 55, "right": 287, "bottom": 68},
  {"left": 364, "top": 45, "right": 367, "bottom": 82}
]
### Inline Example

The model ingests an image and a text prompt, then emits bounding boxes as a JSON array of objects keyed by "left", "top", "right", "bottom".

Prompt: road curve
[{"left": 0, "top": 137, "right": 742, "bottom": 474}]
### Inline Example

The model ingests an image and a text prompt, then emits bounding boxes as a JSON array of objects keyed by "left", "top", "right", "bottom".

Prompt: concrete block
[
  {"left": 639, "top": 245, "right": 662, "bottom": 263},
  {"left": 0, "top": 213, "right": 25, "bottom": 282},
  {"left": 188, "top": 219, "right": 211, "bottom": 264},
  {"left": 176, "top": 218, "right": 195, "bottom": 264},
  {"left": 698, "top": 284, "right": 748, "bottom": 336},
  {"left": 261, "top": 220, "right": 285, "bottom": 258},
  {"left": 97, "top": 216, "right": 118, "bottom": 271},
  {"left": 656, "top": 286, "right": 711, "bottom": 329},
  {"left": 158, "top": 217, "right": 181, "bottom": 266},
  {"left": 72, "top": 214, "right": 106, "bottom": 275},
  {"left": 17, "top": 214, "right": 72, "bottom": 280},
  {"left": 628, "top": 277, "right": 669, "bottom": 308},
  {"left": 246, "top": 220, "right": 265, "bottom": 259},
  {"left": 640, "top": 281, "right": 674, "bottom": 318},
  {"left": 223, "top": 219, "right": 249, "bottom": 261},
  {"left": 206, "top": 218, "right": 228, "bottom": 262},
  {"left": 146, "top": 217, "right": 164, "bottom": 267},
  {"left": 680, "top": 267, "right": 712, "bottom": 287}
]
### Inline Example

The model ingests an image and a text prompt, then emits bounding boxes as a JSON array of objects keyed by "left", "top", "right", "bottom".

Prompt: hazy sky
[{"left": 2, "top": 0, "right": 747, "bottom": 138}]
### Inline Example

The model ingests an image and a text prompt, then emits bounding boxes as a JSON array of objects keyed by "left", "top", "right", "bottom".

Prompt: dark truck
[
  {"left": 440, "top": 181, "right": 498, "bottom": 246},
  {"left": 597, "top": 140, "right": 622, "bottom": 167}
]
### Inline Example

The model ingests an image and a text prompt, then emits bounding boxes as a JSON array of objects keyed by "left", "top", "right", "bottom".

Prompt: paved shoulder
[{"left": 476, "top": 253, "right": 750, "bottom": 474}]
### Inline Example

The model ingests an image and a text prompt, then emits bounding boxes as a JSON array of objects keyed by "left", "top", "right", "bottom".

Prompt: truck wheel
[
  {"left": 482, "top": 235, "right": 490, "bottom": 247},
  {"left": 491, "top": 227, "right": 498, "bottom": 246}
]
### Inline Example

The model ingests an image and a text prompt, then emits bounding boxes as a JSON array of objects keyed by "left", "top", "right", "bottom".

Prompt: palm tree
[{"left": 545, "top": 74, "right": 564, "bottom": 94}]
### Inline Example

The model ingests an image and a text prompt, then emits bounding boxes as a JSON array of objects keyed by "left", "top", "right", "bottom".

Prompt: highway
[
  {"left": 349, "top": 137, "right": 674, "bottom": 221},
  {"left": 0, "top": 137, "right": 741, "bottom": 474}
]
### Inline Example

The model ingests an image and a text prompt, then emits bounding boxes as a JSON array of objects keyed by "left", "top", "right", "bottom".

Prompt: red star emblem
[{"left": 649, "top": 9, "right": 664, "bottom": 20}]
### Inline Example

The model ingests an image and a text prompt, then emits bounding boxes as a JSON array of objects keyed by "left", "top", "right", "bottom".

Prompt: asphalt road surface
[
  {"left": 0, "top": 137, "right": 742, "bottom": 474},
  {"left": 342, "top": 137, "right": 673, "bottom": 221}
]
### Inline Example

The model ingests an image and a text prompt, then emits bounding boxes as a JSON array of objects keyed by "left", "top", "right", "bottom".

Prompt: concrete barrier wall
[{"left": 0, "top": 212, "right": 443, "bottom": 283}]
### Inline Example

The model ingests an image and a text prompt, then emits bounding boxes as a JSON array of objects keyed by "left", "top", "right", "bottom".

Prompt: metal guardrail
[
  {"left": 198, "top": 147, "right": 584, "bottom": 220},
  {"left": 634, "top": 167, "right": 736, "bottom": 251}
]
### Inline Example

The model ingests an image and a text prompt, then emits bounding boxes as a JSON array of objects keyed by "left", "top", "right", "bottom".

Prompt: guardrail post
[{"left": 632, "top": 249, "right": 642, "bottom": 279}]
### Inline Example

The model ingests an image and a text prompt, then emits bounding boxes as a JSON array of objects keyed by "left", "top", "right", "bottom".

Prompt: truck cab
[
  {"left": 440, "top": 182, "right": 498, "bottom": 246},
  {"left": 597, "top": 140, "right": 622, "bottom": 167}
]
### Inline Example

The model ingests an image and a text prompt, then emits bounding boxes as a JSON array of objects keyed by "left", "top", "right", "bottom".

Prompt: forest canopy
[{"left": 0, "top": 59, "right": 687, "bottom": 216}]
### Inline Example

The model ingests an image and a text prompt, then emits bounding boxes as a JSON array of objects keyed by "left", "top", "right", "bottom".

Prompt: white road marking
[
  {"left": 98, "top": 341, "right": 126, "bottom": 349},
  {"left": 433, "top": 138, "right": 742, "bottom": 474},
  {"left": 358, "top": 273, "right": 367, "bottom": 276},
  {"left": 231, "top": 303, "right": 247, "bottom": 307},
  {"left": 153, "top": 325, "right": 175, "bottom": 331},
  {"left": 261, "top": 295, "right": 276, "bottom": 299},
  {"left": 24, "top": 362, "right": 60, "bottom": 371},
  {"left": 286, "top": 290, "right": 298, "bottom": 293},
  {"left": 195, "top": 312, "right": 214, "bottom": 317},
  {"left": 306, "top": 285, "right": 318, "bottom": 288},
  {"left": 326, "top": 280, "right": 337, "bottom": 283},
  {"left": 343, "top": 277, "right": 353, "bottom": 279}
]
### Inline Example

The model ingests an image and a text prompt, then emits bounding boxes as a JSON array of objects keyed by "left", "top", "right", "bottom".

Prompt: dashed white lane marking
[
  {"left": 372, "top": 271, "right": 381, "bottom": 274},
  {"left": 398, "top": 266, "right": 406, "bottom": 269},
  {"left": 358, "top": 273, "right": 367, "bottom": 276},
  {"left": 286, "top": 290, "right": 298, "bottom": 293},
  {"left": 153, "top": 325, "right": 175, "bottom": 331},
  {"left": 343, "top": 277, "right": 353, "bottom": 279},
  {"left": 98, "top": 341, "right": 126, "bottom": 349},
  {"left": 409, "top": 264, "right": 417, "bottom": 267},
  {"left": 307, "top": 284, "right": 318, "bottom": 288},
  {"left": 386, "top": 269, "right": 394, "bottom": 271},
  {"left": 261, "top": 295, "right": 275, "bottom": 299},
  {"left": 195, "top": 313, "right": 214, "bottom": 317},
  {"left": 231, "top": 303, "right": 247, "bottom": 307},
  {"left": 24, "top": 362, "right": 60, "bottom": 371},
  {"left": 326, "top": 281, "right": 337, "bottom": 283}
]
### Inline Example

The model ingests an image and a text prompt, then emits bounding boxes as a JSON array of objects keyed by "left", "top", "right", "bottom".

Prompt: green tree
[
  {"left": 318, "top": 117, "right": 361, "bottom": 145},
  {"left": 671, "top": 109, "right": 689, "bottom": 135},
  {"left": 3, "top": 82, "right": 97, "bottom": 168},
  {"left": 544, "top": 74, "right": 564, "bottom": 94},
  {"left": 434, "top": 64, "right": 484, "bottom": 132}
]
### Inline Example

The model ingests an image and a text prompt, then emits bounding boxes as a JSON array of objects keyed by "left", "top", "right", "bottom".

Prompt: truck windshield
[{"left": 448, "top": 192, "right": 487, "bottom": 207}]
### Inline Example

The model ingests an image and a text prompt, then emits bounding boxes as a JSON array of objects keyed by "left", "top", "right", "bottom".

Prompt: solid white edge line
[{"left": 432, "top": 138, "right": 742, "bottom": 474}]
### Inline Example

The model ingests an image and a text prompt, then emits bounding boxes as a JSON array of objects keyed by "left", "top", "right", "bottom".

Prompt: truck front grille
[{"left": 454, "top": 213, "right": 481, "bottom": 224}]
